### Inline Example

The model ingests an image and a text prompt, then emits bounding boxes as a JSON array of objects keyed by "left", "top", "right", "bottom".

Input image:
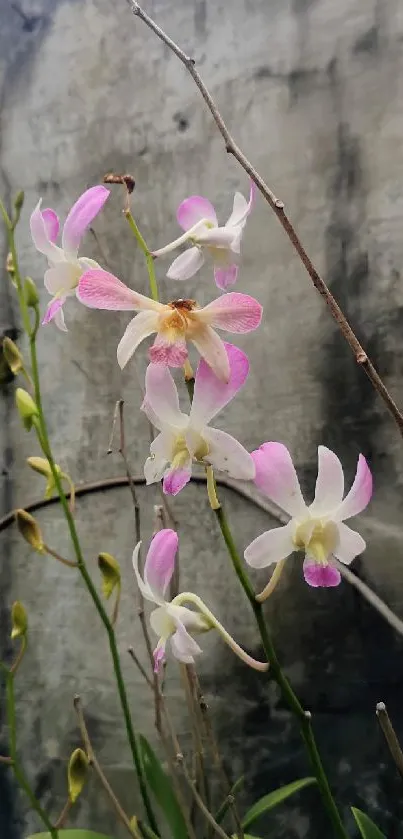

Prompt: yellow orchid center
[
  {"left": 159, "top": 299, "right": 200, "bottom": 342},
  {"left": 293, "top": 519, "right": 338, "bottom": 565},
  {"left": 171, "top": 433, "right": 209, "bottom": 468}
]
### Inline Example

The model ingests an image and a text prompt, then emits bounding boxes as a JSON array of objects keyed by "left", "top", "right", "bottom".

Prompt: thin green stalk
[
  {"left": 125, "top": 210, "right": 159, "bottom": 302},
  {"left": 2, "top": 205, "right": 159, "bottom": 835},
  {"left": 213, "top": 502, "right": 349, "bottom": 839},
  {"left": 6, "top": 670, "right": 57, "bottom": 838}
]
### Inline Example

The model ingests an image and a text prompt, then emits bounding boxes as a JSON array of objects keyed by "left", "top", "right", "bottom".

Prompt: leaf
[
  {"left": 27, "top": 831, "right": 117, "bottom": 839},
  {"left": 242, "top": 777, "right": 317, "bottom": 830},
  {"left": 351, "top": 807, "right": 387, "bottom": 838},
  {"left": 139, "top": 734, "right": 188, "bottom": 839}
]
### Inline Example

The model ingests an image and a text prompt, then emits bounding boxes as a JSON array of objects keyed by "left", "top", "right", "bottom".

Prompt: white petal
[
  {"left": 196, "top": 227, "right": 235, "bottom": 248},
  {"left": 144, "top": 364, "right": 188, "bottom": 431},
  {"left": 170, "top": 622, "right": 203, "bottom": 663},
  {"left": 54, "top": 306, "right": 68, "bottom": 332},
  {"left": 169, "top": 604, "right": 210, "bottom": 633},
  {"left": 167, "top": 247, "right": 205, "bottom": 281},
  {"left": 44, "top": 263, "right": 80, "bottom": 294},
  {"left": 191, "top": 327, "right": 230, "bottom": 383},
  {"left": 144, "top": 454, "right": 168, "bottom": 485},
  {"left": 333, "top": 522, "right": 366, "bottom": 565},
  {"left": 244, "top": 522, "right": 295, "bottom": 569},
  {"left": 132, "top": 542, "right": 160, "bottom": 604},
  {"left": 334, "top": 455, "right": 373, "bottom": 521},
  {"left": 150, "top": 605, "right": 174, "bottom": 638},
  {"left": 117, "top": 312, "right": 158, "bottom": 369},
  {"left": 309, "top": 446, "right": 345, "bottom": 516},
  {"left": 143, "top": 431, "right": 174, "bottom": 484},
  {"left": 202, "top": 426, "right": 255, "bottom": 480}
]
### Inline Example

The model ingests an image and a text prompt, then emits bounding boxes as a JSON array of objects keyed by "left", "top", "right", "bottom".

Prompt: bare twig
[
  {"left": 128, "top": 646, "right": 154, "bottom": 689},
  {"left": 176, "top": 753, "right": 232, "bottom": 839},
  {"left": 376, "top": 702, "right": 403, "bottom": 780},
  {"left": 73, "top": 695, "right": 137, "bottom": 837},
  {"left": 126, "top": 0, "right": 403, "bottom": 439},
  {"left": 54, "top": 798, "right": 72, "bottom": 829},
  {"left": 335, "top": 562, "right": 403, "bottom": 637}
]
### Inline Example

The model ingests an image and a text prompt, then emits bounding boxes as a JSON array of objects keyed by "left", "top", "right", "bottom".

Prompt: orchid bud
[
  {"left": 11, "top": 601, "right": 28, "bottom": 639},
  {"left": 98, "top": 552, "right": 121, "bottom": 599},
  {"left": 3, "top": 337, "right": 23, "bottom": 375},
  {"left": 68, "top": 748, "right": 88, "bottom": 803},
  {"left": 15, "top": 509, "right": 44, "bottom": 552},
  {"left": 26, "top": 456, "right": 52, "bottom": 478},
  {"left": 6, "top": 252, "right": 15, "bottom": 276},
  {"left": 24, "top": 277, "right": 39, "bottom": 308},
  {"left": 14, "top": 190, "right": 24, "bottom": 214},
  {"left": 15, "top": 388, "right": 38, "bottom": 431}
]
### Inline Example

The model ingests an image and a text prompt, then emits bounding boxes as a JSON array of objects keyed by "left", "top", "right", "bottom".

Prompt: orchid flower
[
  {"left": 30, "top": 186, "right": 109, "bottom": 331},
  {"left": 244, "top": 443, "right": 373, "bottom": 590},
  {"left": 152, "top": 182, "right": 255, "bottom": 290},
  {"left": 142, "top": 343, "right": 255, "bottom": 495},
  {"left": 77, "top": 268, "right": 262, "bottom": 382},
  {"left": 133, "top": 529, "right": 269, "bottom": 673}
]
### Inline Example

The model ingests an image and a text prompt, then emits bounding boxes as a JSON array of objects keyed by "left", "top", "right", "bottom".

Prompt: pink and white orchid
[
  {"left": 152, "top": 182, "right": 255, "bottom": 290},
  {"left": 77, "top": 268, "right": 262, "bottom": 382},
  {"left": 30, "top": 186, "right": 109, "bottom": 330},
  {"left": 244, "top": 443, "right": 373, "bottom": 589},
  {"left": 133, "top": 529, "right": 269, "bottom": 673},
  {"left": 133, "top": 530, "right": 210, "bottom": 671},
  {"left": 142, "top": 344, "right": 255, "bottom": 495}
]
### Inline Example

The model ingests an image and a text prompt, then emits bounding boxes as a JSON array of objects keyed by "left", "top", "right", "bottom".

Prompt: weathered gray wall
[{"left": 2, "top": 0, "right": 403, "bottom": 836}]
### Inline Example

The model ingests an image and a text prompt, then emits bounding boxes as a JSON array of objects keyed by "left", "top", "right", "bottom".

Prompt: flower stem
[
  {"left": 125, "top": 210, "right": 159, "bottom": 302},
  {"left": 5, "top": 668, "right": 58, "bottom": 837},
  {"left": 212, "top": 502, "right": 348, "bottom": 839},
  {"left": 3, "top": 209, "right": 159, "bottom": 835}
]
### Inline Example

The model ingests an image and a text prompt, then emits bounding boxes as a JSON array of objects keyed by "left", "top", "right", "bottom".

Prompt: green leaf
[
  {"left": 351, "top": 807, "right": 387, "bottom": 838},
  {"left": 139, "top": 734, "right": 188, "bottom": 839},
  {"left": 27, "top": 831, "right": 117, "bottom": 839},
  {"left": 242, "top": 777, "right": 317, "bottom": 830}
]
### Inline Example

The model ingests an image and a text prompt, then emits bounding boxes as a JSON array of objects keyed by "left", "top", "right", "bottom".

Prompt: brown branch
[
  {"left": 376, "top": 702, "right": 403, "bottom": 780},
  {"left": 126, "top": 0, "right": 403, "bottom": 439},
  {"left": 73, "top": 695, "right": 136, "bottom": 837}
]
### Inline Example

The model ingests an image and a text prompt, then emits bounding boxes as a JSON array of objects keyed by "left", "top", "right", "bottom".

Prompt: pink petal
[
  {"left": 252, "top": 442, "right": 306, "bottom": 517},
  {"left": 191, "top": 327, "right": 230, "bottom": 383},
  {"left": 303, "top": 560, "right": 341, "bottom": 588},
  {"left": 149, "top": 335, "right": 188, "bottom": 367},
  {"left": 62, "top": 185, "right": 109, "bottom": 256},
  {"left": 163, "top": 467, "right": 192, "bottom": 496},
  {"left": 167, "top": 247, "right": 205, "bottom": 281},
  {"left": 214, "top": 264, "right": 238, "bottom": 290},
  {"left": 153, "top": 644, "right": 166, "bottom": 673},
  {"left": 30, "top": 200, "right": 63, "bottom": 261},
  {"left": 203, "top": 427, "right": 255, "bottom": 480},
  {"left": 309, "top": 446, "right": 345, "bottom": 517},
  {"left": 334, "top": 455, "right": 373, "bottom": 521},
  {"left": 77, "top": 269, "right": 150, "bottom": 311},
  {"left": 201, "top": 292, "right": 262, "bottom": 333},
  {"left": 144, "top": 364, "right": 186, "bottom": 430},
  {"left": 191, "top": 342, "right": 249, "bottom": 426},
  {"left": 177, "top": 196, "right": 217, "bottom": 231},
  {"left": 42, "top": 296, "right": 66, "bottom": 326},
  {"left": 225, "top": 180, "right": 256, "bottom": 228},
  {"left": 117, "top": 312, "right": 158, "bottom": 369},
  {"left": 144, "top": 529, "right": 178, "bottom": 599},
  {"left": 41, "top": 209, "right": 60, "bottom": 243},
  {"left": 333, "top": 522, "right": 366, "bottom": 564}
]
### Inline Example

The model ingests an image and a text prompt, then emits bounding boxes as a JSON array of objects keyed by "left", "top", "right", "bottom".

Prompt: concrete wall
[{"left": 1, "top": 0, "right": 403, "bottom": 836}]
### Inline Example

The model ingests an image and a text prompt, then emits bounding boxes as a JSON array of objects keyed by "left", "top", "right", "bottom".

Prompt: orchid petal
[
  {"left": 203, "top": 427, "right": 255, "bottom": 480},
  {"left": 144, "top": 434, "right": 171, "bottom": 483},
  {"left": 334, "top": 455, "right": 373, "bottom": 521},
  {"left": 117, "top": 312, "right": 159, "bottom": 369},
  {"left": 200, "top": 292, "right": 262, "bottom": 333},
  {"left": 170, "top": 604, "right": 210, "bottom": 633},
  {"left": 163, "top": 466, "right": 192, "bottom": 496},
  {"left": 333, "top": 522, "right": 366, "bottom": 565},
  {"left": 303, "top": 560, "right": 341, "bottom": 588},
  {"left": 167, "top": 247, "right": 205, "bottom": 281},
  {"left": 77, "top": 269, "right": 158, "bottom": 311},
  {"left": 149, "top": 335, "right": 188, "bottom": 367},
  {"left": 42, "top": 296, "right": 67, "bottom": 327},
  {"left": 62, "top": 185, "right": 109, "bottom": 256},
  {"left": 309, "top": 446, "right": 345, "bottom": 516},
  {"left": 196, "top": 227, "right": 236, "bottom": 248},
  {"left": 153, "top": 644, "right": 166, "bottom": 673},
  {"left": 150, "top": 605, "right": 174, "bottom": 637},
  {"left": 191, "top": 327, "right": 230, "bottom": 383},
  {"left": 214, "top": 264, "right": 238, "bottom": 290},
  {"left": 170, "top": 621, "right": 203, "bottom": 663},
  {"left": 44, "top": 263, "right": 80, "bottom": 294},
  {"left": 144, "top": 364, "right": 187, "bottom": 430},
  {"left": 251, "top": 442, "right": 306, "bottom": 517},
  {"left": 190, "top": 342, "right": 248, "bottom": 426},
  {"left": 244, "top": 521, "right": 295, "bottom": 569},
  {"left": 144, "top": 529, "right": 178, "bottom": 599},
  {"left": 225, "top": 181, "right": 255, "bottom": 228},
  {"left": 177, "top": 196, "right": 217, "bottom": 230},
  {"left": 30, "top": 200, "right": 64, "bottom": 262},
  {"left": 41, "top": 209, "right": 60, "bottom": 243},
  {"left": 132, "top": 542, "right": 159, "bottom": 604},
  {"left": 54, "top": 306, "right": 68, "bottom": 332}
]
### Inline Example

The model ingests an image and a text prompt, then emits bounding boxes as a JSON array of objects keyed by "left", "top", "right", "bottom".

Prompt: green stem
[
  {"left": 6, "top": 669, "right": 58, "bottom": 838},
  {"left": 125, "top": 210, "right": 159, "bottom": 302},
  {"left": 3, "top": 210, "right": 159, "bottom": 835},
  {"left": 213, "top": 502, "right": 349, "bottom": 839}
]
